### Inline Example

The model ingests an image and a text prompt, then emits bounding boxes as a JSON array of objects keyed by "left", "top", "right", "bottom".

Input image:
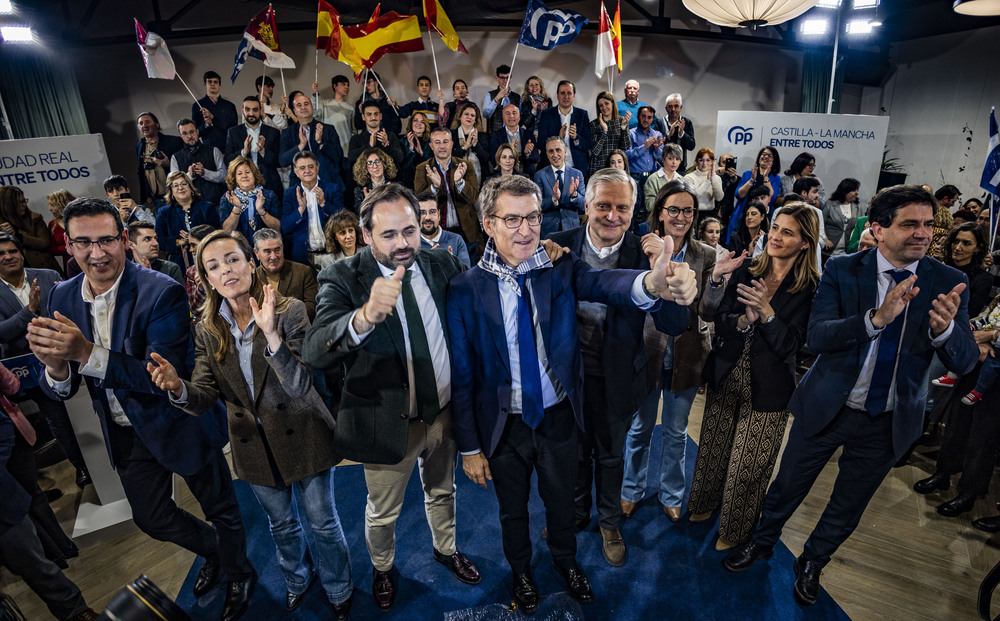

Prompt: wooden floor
[{"left": 3, "top": 396, "right": 999, "bottom": 621}]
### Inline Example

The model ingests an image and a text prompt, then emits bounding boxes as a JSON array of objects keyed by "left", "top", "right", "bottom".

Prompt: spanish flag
[
  {"left": 317, "top": 1, "right": 365, "bottom": 77},
  {"left": 423, "top": 0, "right": 468, "bottom": 54},
  {"left": 344, "top": 6, "right": 425, "bottom": 70}
]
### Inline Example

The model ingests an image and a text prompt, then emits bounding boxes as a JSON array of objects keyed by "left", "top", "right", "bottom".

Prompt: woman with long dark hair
[
  {"left": 778, "top": 152, "right": 824, "bottom": 206},
  {"left": 688, "top": 203, "right": 820, "bottom": 550},
  {"left": 451, "top": 102, "right": 492, "bottom": 182},
  {"left": 353, "top": 148, "right": 397, "bottom": 211},
  {"left": 0, "top": 186, "right": 61, "bottom": 273},
  {"left": 588, "top": 91, "right": 630, "bottom": 178},
  {"left": 823, "top": 177, "right": 862, "bottom": 260},
  {"left": 149, "top": 230, "right": 354, "bottom": 617},
  {"left": 313, "top": 211, "right": 366, "bottom": 270},
  {"left": 727, "top": 147, "right": 781, "bottom": 245}
]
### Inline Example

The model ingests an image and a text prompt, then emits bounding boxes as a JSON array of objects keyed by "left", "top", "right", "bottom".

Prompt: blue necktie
[
  {"left": 864, "top": 269, "right": 911, "bottom": 415},
  {"left": 555, "top": 169, "right": 564, "bottom": 203},
  {"left": 516, "top": 274, "right": 544, "bottom": 428}
]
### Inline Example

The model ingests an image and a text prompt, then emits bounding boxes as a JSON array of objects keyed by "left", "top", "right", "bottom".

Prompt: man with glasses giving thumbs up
[{"left": 446, "top": 174, "right": 696, "bottom": 613}]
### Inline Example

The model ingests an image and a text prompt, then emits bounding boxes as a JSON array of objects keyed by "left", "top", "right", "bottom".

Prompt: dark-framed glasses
[
  {"left": 665, "top": 206, "right": 695, "bottom": 219},
  {"left": 67, "top": 233, "right": 123, "bottom": 251},
  {"left": 493, "top": 212, "right": 542, "bottom": 229}
]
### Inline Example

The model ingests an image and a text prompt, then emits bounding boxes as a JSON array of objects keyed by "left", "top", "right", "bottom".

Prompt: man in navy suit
[
  {"left": 534, "top": 138, "right": 586, "bottom": 238},
  {"left": 447, "top": 175, "right": 695, "bottom": 612},
  {"left": 281, "top": 151, "right": 344, "bottom": 264},
  {"left": 537, "top": 80, "right": 591, "bottom": 174},
  {"left": 724, "top": 185, "right": 978, "bottom": 605},
  {"left": 25, "top": 198, "right": 256, "bottom": 621},
  {"left": 225, "top": 96, "right": 283, "bottom": 194},
  {"left": 279, "top": 91, "right": 345, "bottom": 191},
  {"left": 489, "top": 104, "right": 539, "bottom": 175}
]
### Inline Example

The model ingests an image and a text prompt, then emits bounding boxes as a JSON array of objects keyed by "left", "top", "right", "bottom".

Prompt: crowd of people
[{"left": 0, "top": 63, "right": 998, "bottom": 621}]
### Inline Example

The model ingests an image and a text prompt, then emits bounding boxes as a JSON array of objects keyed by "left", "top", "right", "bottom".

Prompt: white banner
[
  {"left": 714, "top": 111, "right": 890, "bottom": 203},
  {"left": 0, "top": 134, "right": 114, "bottom": 222}
]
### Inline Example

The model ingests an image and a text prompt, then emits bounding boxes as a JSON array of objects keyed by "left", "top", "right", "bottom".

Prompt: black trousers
[
  {"left": 936, "top": 368, "right": 1000, "bottom": 497},
  {"left": 487, "top": 400, "right": 578, "bottom": 574},
  {"left": 575, "top": 373, "right": 631, "bottom": 530},
  {"left": 754, "top": 406, "right": 897, "bottom": 567},
  {"left": 23, "top": 385, "right": 87, "bottom": 471},
  {"left": 7, "top": 430, "right": 76, "bottom": 563},
  {"left": 107, "top": 422, "right": 253, "bottom": 579}
]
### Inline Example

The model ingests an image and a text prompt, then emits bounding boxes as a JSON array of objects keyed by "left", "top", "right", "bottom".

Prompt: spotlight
[
  {"left": 816, "top": 0, "right": 842, "bottom": 8},
  {"left": 0, "top": 0, "right": 13, "bottom": 14},
  {"left": 801, "top": 19, "right": 829, "bottom": 35},
  {"left": 1, "top": 26, "right": 33, "bottom": 42},
  {"left": 846, "top": 19, "right": 876, "bottom": 33},
  {"left": 853, "top": 0, "right": 880, "bottom": 8}
]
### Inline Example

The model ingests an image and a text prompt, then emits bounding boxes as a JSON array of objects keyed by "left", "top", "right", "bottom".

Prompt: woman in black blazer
[
  {"left": 687, "top": 203, "right": 821, "bottom": 551},
  {"left": 450, "top": 102, "right": 492, "bottom": 182}
]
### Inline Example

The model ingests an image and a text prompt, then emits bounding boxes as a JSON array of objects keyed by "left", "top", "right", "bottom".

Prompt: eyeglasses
[
  {"left": 366, "top": 160, "right": 383, "bottom": 168},
  {"left": 665, "top": 206, "right": 695, "bottom": 219},
  {"left": 492, "top": 212, "right": 543, "bottom": 229},
  {"left": 67, "top": 233, "right": 123, "bottom": 251},
  {"left": 170, "top": 182, "right": 189, "bottom": 189},
  {"left": 759, "top": 153, "right": 774, "bottom": 160},
  {"left": 419, "top": 208, "right": 438, "bottom": 216}
]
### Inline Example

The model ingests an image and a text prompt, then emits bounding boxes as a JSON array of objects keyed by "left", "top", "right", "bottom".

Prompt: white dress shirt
[
  {"left": 348, "top": 261, "right": 450, "bottom": 418},
  {"left": 845, "top": 249, "right": 954, "bottom": 412}
]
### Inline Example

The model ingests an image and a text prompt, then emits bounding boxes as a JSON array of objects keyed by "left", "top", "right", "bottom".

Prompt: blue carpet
[{"left": 175, "top": 429, "right": 850, "bottom": 620}]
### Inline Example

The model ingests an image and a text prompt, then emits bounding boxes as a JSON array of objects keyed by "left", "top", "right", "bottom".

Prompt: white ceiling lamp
[
  {"left": 800, "top": 18, "right": 829, "bottom": 34},
  {"left": 1, "top": 25, "right": 33, "bottom": 42},
  {"left": 953, "top": 0, "right": 1000, "bottom": 15},
  {"left": 682, "top": 0, "right": 820, "bottom": 29},
  {"left": 0, "top": 0, "right": 13, "bottom": 14}
]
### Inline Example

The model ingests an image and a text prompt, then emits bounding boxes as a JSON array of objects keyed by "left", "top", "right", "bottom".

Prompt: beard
[{"left": 370, "top": 243, "right": 417, "bottom": 270}]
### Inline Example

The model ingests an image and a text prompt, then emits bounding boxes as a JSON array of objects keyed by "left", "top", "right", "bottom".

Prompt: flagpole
[
  {"left": 370, "top": 70, "right": 400, "bottom": 117},
  {"left": 175, "top": 73, "right": 204, "bottom": 109},
  {"left": 314, "top": 48, "right": 320, "bottom": 110},
  {"left": 508, "top": 43, "right": 521, "bottom": 94},
  {"left": 427, "top": 28, "right": 441, "bottom": 92},
  {"left": 362, "top": 67, "right": 369, "bottom": 104},
  {"left": 279, "top": 68, "right": 288, "bottom": 102}
]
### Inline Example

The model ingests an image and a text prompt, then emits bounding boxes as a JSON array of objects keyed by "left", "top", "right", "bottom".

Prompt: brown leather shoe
[
  {"left": 433, "top": 549, "right": 481, "bottom": 584},
  {"left": 689, "top": 511, "right": 712, "bottom": 523},
  {"left": 663, "top": 506, "right": 681, "bottom": 522},
  {"left": 372, "top": 567, "right": 397, "bottom": 610},
  {"left": 600, "top": 528, "right": 626, "bottom": 567},
  {"left": 620, "top": 499, "right": 638, "bottom": 518}
]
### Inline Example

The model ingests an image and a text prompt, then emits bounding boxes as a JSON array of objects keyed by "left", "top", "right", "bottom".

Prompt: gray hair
[
  {"left": 478, "top": 175, "right": 541, "bottom": 221},
  {"left": 663, "top": 143, "right": 683, "bottom": 162},
  {"left": 252, "top": 227, "right": 282, "bottom": 248},
  {"left": 359, "top": 183, "right": 420, "bottom": 232},
  {"left": 544, "top": 135, "right": 565, "bottom": 151},
  {"left": 585, "top": 168, "right": 638, "bottom": 211},
  {"left": 665, "top": 93, "right": 683, "bottom": 106}
]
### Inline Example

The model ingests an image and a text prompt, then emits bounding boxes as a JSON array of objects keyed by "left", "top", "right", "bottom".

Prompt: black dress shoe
[
  {"left": 221, "top": 569, "right": 257, "bottom": 621},
  {"left": 332, "top": 588, "right": 354, "bottom": 620},
  {"left": 372, "top": 567, "right": 397, "bottom": 611},
  {"left": 553, "top": 564, "right": 594, "bottom": 604},
  {"left": 793, "top": 556, "right": 822, "bottom": 606},
  {"left": 286, "top": 573, "right": 316, "bottom": 611},
  {"left": 913, "top": 472, "right": 950, "bottom": 495},
  {"left": 193, "top": 558, "right": 221, "bottom": 597},
  {"left": 938, "top": 494, "right": 977, "bottom": 517},
  {"left": 512, "top": 572, "right": 538, "bottom": 615},
  {"left": 433, "top": 549, "right": 481, "bottom": 584},
  {"left": 76, "top": 467, "right": 92, "bottom": 488},
  {"left": 723, "top": 540, "right": 774, "bottom": 572},
  {"left": 973, "top": 516, "right": 1000, "bottom": 533}
]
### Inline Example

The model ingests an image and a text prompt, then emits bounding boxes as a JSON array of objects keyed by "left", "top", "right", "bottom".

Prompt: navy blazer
[
  {"left": 787, "top": 250, "right": 978, "bottom": 458},
  {"left": 154, "top": 200, "right": 222, "bottom": 266},
  {"left": 0, "top": 267, "right": 60, "bottom": 358},
  {"left": 488, "top": 127, "right": 540, "bottom": 175},
  {"left": 547, "top": 228, "right": 689, "bottom": 419},
  {"left": 447, "top": 252, "right": 669, "bottom": 458},
  {"left": 279, "top": 120, "right": 345, "bottom": 187},
  {"left": 0, "top": 418, "right": 29, "bottom": 530},
  {"left": 537, "top": 106, "right": 592, "bottom": 173},
  {"left": 40, "top": 262, "right": 227, "bottom": 476},
  {"left": 224, "top": 123, "right": 284, "bottom": 194},
  {"left": 218, "top": 189, "right": 282, "bottom": 246},
  {"left": 534, "top": 165, "right": 586, "bottom": 238},
  {"left": 280, "top": 181, "right": 345, "bottom": 264}
]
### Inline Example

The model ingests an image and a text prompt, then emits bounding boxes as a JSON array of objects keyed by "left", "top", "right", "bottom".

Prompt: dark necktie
[
  {"left": 516, "top": 274, "right": 544, "bottom": 428},
  {"left": 437, "top": 162, "right": 450, "bottom": 227},
  {"left": 556, "top": 169, "right": 564, "bottom": 204},
  {"left": 864, "top": 269, "right": 911, "bottom": 415},
  {"left": 401, "top": 270, "right": 440, "bottom": 420}
]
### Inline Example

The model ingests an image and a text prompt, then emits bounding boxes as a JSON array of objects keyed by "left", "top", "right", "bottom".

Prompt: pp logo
[
  {"left": 727, "top": 126, "right": 754, "bottom": 145},
  {"left": 529, "top": 9, "right": 579, "bottom": 47}
]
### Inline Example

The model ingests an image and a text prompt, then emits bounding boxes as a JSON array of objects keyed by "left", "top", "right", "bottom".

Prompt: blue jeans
[
  {"left": 249, "top": 468, "right": 353, "bottom": 604},
  {"left": 621, "top": 368, "right": 699, "bottom": 507}
]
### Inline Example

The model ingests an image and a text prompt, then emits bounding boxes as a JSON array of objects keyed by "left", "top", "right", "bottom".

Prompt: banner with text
[
  {"left": 715, "top": 111, "right": 890, "bottom": 203},
  {"left": 0, "top": 134, "right": 114, "bottom": 222}
]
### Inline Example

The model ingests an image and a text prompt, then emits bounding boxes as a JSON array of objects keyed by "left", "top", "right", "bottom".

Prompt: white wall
[
  {"left": 69, "top": 27, "right": 803, "bottom": 191},
  {"left": 879, "top": 25, "right": 1000, "bottom": 197}
]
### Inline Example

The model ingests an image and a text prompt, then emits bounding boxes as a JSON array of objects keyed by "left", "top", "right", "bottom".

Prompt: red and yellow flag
[
  {"left": 317, "top": 1, "right": 365, "bottom": 77},
  {"left": 318, "top": 2, "right": 424, "bottom": 79},
  {"left": 423, "top": 0, "right": 468, "bottom": 54}
]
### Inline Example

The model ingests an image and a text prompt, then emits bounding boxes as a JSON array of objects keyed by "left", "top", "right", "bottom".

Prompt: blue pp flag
[
  {"left": 982, "top": 108, "right": 1000, "bottom": 195},
  {"left": 518, "top": 0, "right": 587, "bottom": 51}
]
